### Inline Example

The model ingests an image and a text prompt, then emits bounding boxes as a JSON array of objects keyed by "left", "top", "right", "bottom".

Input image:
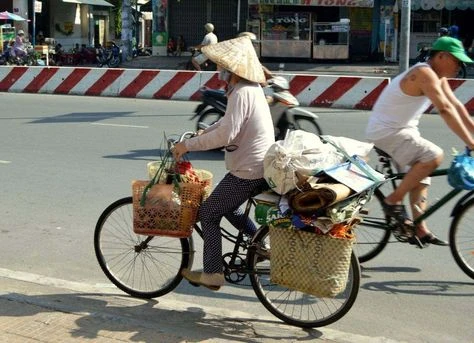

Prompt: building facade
[
  {"left": 149, "top": 0, "right": 474, "bottom": 61},
  {"left": 2, "top": 0, "right": 473, "bottom": 61}
]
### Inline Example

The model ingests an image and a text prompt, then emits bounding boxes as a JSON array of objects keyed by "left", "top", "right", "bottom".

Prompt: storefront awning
[
  {"left": 248, "top": 0, "right": 374, "bottom": 7},
  {"left": 62, "top": 0, "right": 114, "bottom": 7},
  {"left": 411, "top": 0, "right": 474, "bottom": 10}
]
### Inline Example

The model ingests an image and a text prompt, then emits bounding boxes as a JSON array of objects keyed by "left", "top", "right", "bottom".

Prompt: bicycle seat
[{"left": 250, "top": 183, "right": 272, "bottom": 198}]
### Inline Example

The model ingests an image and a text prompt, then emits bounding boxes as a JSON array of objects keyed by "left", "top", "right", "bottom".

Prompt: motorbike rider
[
  {"left": 13, "top": 30, "right": 26, "bottom": 58},
  {"left": 439, "top": 27, "right": 449, "bottom": 37},
  {"left": 191, "top": 23, "right": 218, "bottom": 71}
]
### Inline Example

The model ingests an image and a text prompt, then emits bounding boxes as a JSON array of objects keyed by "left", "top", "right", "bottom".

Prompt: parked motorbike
[
  {"left": 185, "top": 47, "right": 217, "bottom": 71},
  {"left": 96, "top": 42, "right": 122, "bottom": 68},
  {"left": 190, "top": 76, "right": 322, "bottom": 141},
  {"left": 3, "top": 43, "right": 37, "bottom": 66}
]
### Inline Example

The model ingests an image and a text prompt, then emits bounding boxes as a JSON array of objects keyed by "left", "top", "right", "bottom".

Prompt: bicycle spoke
[
  {"left": 450, "top": 199, "right": 474, "bottom": 278},
  {"left": 94, "top": 197, "right": 189, "bottom": 298},
  {"left": 248, "top": 226, "right": 360, "bottom": 327}
]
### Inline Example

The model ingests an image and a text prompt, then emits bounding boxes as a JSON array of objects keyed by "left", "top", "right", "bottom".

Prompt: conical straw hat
[{"left": 201, "top": 36, "right": 265, "bottom": 84}]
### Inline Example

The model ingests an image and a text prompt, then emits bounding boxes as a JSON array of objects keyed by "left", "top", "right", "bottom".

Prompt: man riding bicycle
[{"left": 366, "top": 36, "right": 474, "bottom": 246}]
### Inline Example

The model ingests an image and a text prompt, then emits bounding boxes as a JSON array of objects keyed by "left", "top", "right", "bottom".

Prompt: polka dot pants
[{"left": 198, "top": 173, "right": 268, "bottom": 274}]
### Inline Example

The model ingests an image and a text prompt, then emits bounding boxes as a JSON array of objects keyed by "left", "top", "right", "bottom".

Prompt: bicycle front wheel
[
  {"left": 248, "top": 226, "right": 360, "bottom": 328},
  {"left": 449, "top": 197, "right": 474, "bottom": 279},
  {"left": 354, "top": 188, "right": 392, "bottom": 263},
  {"left": 94, "top": 197, "right": 190, "bottom": 298}
]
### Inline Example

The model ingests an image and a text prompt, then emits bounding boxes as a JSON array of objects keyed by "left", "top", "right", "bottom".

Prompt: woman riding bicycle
[
  {"left": 172, "top": 36, "right": 274, "bottom": 290},
  {"left": 366, "top": 36, "right": 474, "bottom": 247}
]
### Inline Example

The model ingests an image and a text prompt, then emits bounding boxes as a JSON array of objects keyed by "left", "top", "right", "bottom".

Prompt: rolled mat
[{"left": 289, "top": 182, "right": 351, "bottom": 214}]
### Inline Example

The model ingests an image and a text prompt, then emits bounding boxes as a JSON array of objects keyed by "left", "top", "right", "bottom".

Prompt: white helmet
[
  {"left": 268, "top": 76, "right": 290, "bottom": 91},
  {"left": 204, "top": 23, "right": 214, "bottom": 33},
  {"left": 18, "top": 30, "right": 25, "bottom": 35}
]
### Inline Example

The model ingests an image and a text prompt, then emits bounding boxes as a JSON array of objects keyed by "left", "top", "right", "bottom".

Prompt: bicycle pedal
[{"left": 408, "top": 236, "right": 425, "bottom": 249}]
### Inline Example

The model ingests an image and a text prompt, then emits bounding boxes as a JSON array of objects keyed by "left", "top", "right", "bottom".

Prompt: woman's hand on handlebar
[{"left": 172, "top": 141, "right": 188, "bottom": 161}]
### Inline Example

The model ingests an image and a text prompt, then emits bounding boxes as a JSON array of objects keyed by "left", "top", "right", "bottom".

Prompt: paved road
[{"left": 0, "top": 93, "right": 473, "bottom": 342}]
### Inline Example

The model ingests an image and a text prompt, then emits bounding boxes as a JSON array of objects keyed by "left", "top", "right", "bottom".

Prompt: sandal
[
  {"left": 420, "top": 234, "right": 449, "bottom": 246},
  {"left": 382, "top": 203, "right": 412, "bottom": 225},
  {"left": 181, "top": 269, "right": 223, "bottom": 291}
]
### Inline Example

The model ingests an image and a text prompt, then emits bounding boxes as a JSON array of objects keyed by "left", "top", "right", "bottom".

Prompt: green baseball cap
[{"left": 432, "top": 36, "right": 473, "bottom": 63}]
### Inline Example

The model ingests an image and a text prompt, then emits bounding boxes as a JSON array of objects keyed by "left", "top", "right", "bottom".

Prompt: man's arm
[
  {"left": 439, "top": 77, "right": 474, "bottom": 132},
  {"left": 419, "top": 70, "right": 474, "bottom": 149}
]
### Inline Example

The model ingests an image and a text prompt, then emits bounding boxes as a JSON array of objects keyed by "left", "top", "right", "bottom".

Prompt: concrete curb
[
  {"left": 0, "top": 66, "right": 389, "bottom": 111},
  {"left": 0, "top": 65, "right": 472, "bottom": 114}
]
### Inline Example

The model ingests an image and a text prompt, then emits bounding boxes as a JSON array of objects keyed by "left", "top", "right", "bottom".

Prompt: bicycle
[
  {"left": 94, "top": 131, "right": 361, "bottom": 328},
  {"left": 354, "top": 147, "right": 474, "bottom": 279}
]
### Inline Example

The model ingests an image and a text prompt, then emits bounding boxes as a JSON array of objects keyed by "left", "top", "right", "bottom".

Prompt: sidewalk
[
  {"left": 0, "top": 269, "right": 405, "bottom": 343},
  {"left": 119, "top": 55, "right": 401, "bottom": 77}
]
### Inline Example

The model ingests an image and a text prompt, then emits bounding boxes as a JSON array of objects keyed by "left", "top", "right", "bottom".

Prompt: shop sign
[
  {"left": 35, "top": 1, "right": 42, "bottom": 13},
  {"left": 249, "top": 0, "right": 374, "bottom": 7},
  {"left": 266, "top": 15, "right": 309, "bottom": 25}
]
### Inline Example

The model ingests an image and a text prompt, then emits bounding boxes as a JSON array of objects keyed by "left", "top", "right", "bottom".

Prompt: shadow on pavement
[
  {"left": 102, "top": 148, "right": 224, "bottom": 162},
  {"left": 1, "top": 292, "right": 325, "bottom": 342},
  {"left": 28, "top": 111, "right": 134, "bottom": 124},
  {"left": 361, "top": 280, "right": 474, "bottom": 296}
]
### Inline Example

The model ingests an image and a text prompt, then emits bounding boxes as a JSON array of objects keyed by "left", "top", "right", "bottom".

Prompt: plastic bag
[
  {"left": 263, "top": 130, "right": 374, "bottom": 195},
  {"left": 448, "top": 149, "right": 474, "bottom": 190}
]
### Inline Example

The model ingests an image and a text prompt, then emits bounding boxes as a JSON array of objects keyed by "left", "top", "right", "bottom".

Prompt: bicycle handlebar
[{"left": 166, "top": 131, "right": 197, "bottom": 151}]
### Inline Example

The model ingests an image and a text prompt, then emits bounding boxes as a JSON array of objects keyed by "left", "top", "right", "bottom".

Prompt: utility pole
[
  {"left": 399, "top": 0, "right": 411, "bottom": 73},
  {"left": 121, "top": 0, "right": 132, "bottom": 61},
  {"left": 135, "top": 0, "right": 139, "bottom": 53}
]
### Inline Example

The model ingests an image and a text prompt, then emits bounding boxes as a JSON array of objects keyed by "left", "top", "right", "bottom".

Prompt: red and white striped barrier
[{"left": 0, "top": 66, "right": 472, "bottom": 113}]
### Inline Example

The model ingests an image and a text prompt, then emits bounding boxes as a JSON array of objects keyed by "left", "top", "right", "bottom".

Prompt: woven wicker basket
[
  {"left": 269, "top": 225, "right": 354, "bottom": 297},
  {"left": 185, "top": 169, "right": 213, "bottom": 200},
  {"left": 132, "top": 180, "right": 203, "bottom": 237}
]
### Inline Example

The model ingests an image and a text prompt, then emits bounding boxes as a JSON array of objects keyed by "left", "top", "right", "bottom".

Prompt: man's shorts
[
  {"left": 371, "top": 128, "right": 443, "bottom": 185},
  {"left": 193, "top": 53, "right": 208, "bottom": 65}
]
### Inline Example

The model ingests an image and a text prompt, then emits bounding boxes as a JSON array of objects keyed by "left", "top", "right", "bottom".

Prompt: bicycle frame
[
  {"left": 379, "top": 159, "right": 466, "bottom": 225},
  {"left": 185, "top": 195, "right": 261, "bottom": 275}
]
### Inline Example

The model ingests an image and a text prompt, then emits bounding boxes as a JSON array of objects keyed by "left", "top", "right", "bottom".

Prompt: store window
[
  {"left": 261, "top": 12, "right": 311, "bottom": 41},
  {"left": 412, "top": 10, "right": 441, "bottom": 33}
]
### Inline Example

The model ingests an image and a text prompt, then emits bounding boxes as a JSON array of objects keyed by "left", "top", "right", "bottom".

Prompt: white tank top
[{"left": 366, "top": 63, "right": 432, "bottom": 141}]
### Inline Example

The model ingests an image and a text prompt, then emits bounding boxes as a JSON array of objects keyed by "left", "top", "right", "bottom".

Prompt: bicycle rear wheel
[
  {"left": 248, "top": 226, "right": 360, "bottom": 328},
  {"left": 449, "top": 197, "right": 474, "bottom": 279},
  {"left": 354, "top": 188, "right": 392, "bottom": 263},
  {"left": 94, "top": 197, "right": 190, "bottom": 298}
]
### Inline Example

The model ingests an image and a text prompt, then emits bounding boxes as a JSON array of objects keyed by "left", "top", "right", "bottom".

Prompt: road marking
[
  {"left": 0, "top": 160, "right": 11, "bottom": 164},
  {"left": 90, "top": 123, "right": 149, "bottom": 129}
]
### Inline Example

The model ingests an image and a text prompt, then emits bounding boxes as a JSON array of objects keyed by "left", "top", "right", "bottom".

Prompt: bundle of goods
[
  {"left": 133, "top": 150, "right": 213, "bottom": 237},
  {"left": 147, "top": 160, "right": 213, "bottom": 199},
  {"left": 261, "top": 131, "right": 385, "bottom": 297}
]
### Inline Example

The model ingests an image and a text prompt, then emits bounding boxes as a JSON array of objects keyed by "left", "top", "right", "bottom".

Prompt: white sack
[{"left": 263, "top": 130, "right": 373, "bottom": 195}]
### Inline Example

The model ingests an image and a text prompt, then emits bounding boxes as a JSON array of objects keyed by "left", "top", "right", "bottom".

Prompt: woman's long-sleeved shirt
[{"left": 185, "top": 80, "right": 275, "bottom": 179}]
